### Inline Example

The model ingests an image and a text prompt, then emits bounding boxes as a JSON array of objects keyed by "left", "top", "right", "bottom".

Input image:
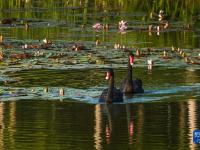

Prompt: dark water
[
  {"left": 1, "top": 99, "right": 200, "bottom": 149},
  {"left": 0, "top": 0, "right": 200, "bottom": 149}
]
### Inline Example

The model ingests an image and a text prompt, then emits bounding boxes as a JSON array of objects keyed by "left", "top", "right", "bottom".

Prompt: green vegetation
[
  {"left": 0, "top": 0, "right": 199, "bottom": 22},
  {"left": 0, "top": 0, "right": 199, "bottom": 48}
]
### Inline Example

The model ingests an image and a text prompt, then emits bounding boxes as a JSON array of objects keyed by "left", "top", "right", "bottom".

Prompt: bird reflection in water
[
  {"left": 126, "top": 104, "right": 134, "bottom": 144},
  {"left": 94, "top": 103, "right": 136, "bottom": 149}
]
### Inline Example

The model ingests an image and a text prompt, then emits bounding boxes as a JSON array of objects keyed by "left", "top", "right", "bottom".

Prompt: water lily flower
[
  {"left": 163, "top": 50, "right": 167, "bottom": 58},
  {"left": 43, "top": 38, "right": 52, "bottom": 44},
  {"left": 96, "top": 39, "right": 100, "bottom": 46},
  {"left": 147, "top": 59, "right": 153, "bottom": 65},
  {"left": 171, "top": 46, "right": 175, "bottom": 51},
  {"left": 92, "top": 23, "right": 102, "bottom": 30},
  {"left": 158, "top": 10, "right": 164, "bottom": 21},
  {"left": 136, "top": 49, "right": 141, "bottom": 57},
  {"left": 44, "top": 87, "right": 48, "bottom": 93},
  {"left": 114, "top": 43, "right": 120, "bottom": 49},
  {"left": 119, "top": 20, "right": 127, "bottom": 32},
  {"left": 43, "top": 38, "right": 48, "bottom": 44},
  {"left": 147, "top": 59, "right": 153, "bottom": 70},
  {"left": 59, "top": 88, "right": 64, "bottom": 96},
  {"left": 157, "top": 26, "right": 160, "bottom": 36},
  {"left": 184, "top": 57, "right": 189, "bottom": 63},
  {"left": 34, "top": 50, "right": 44, "bottom": 57},
  {"left": 22, "top": 44, "right": 28, "bottom": 49}
]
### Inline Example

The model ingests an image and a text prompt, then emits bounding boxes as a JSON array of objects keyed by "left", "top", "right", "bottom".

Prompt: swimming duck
[
  {"left": 99, "top": 68, "right": 123, "bottom": 103},
  {"left": 120, "top": 53, "right": 144, "bottom": 94}
]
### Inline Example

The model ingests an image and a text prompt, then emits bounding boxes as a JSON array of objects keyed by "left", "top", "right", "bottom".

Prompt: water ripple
[{"left": 0, "top": 83, "right": 199, "bottom": 103}]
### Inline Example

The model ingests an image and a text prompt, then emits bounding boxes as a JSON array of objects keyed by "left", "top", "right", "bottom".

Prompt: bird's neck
[
  {"left": 106, "top": 76, "right": 114, "bottom": 103},
  {"left": 127, "top": 63, "right": 133, "bottom": 81}
]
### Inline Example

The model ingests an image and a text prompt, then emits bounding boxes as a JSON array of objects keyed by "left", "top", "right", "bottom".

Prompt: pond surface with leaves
[{"left": 0, "top": 0, "right": 200, "bottom": 150}]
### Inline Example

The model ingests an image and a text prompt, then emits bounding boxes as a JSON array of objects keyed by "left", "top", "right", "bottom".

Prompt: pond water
[{"left": 0, "top": 0, "right": 200, "bottom": 149}]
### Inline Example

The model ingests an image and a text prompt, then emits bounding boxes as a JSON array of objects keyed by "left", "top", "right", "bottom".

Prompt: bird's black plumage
[
  {"left": 120, "top": 53, "right": 144, "bottom": 94},
  {"left": 99, "top": 69, "right": 123, "bottom": 103}
]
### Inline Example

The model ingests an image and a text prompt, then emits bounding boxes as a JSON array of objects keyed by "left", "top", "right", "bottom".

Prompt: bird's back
[{"left": 99, "top": 87, "right": 123, "bottom": 103}]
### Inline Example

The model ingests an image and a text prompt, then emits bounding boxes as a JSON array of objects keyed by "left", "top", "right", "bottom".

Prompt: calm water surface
[
  {"left": 1, "top": 99, "right": 200, "bottom": 149},
  {"left": 0, "top": 0, "right": 200, "bottom": 150}
]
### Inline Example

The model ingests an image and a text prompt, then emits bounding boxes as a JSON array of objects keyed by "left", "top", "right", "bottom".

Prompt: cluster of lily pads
[
  {"left": 0, "top": 9, "right": 199, "bottom": 101},
  {"left": 0, "top": 37, "right": 199, "bottom": 73}
]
